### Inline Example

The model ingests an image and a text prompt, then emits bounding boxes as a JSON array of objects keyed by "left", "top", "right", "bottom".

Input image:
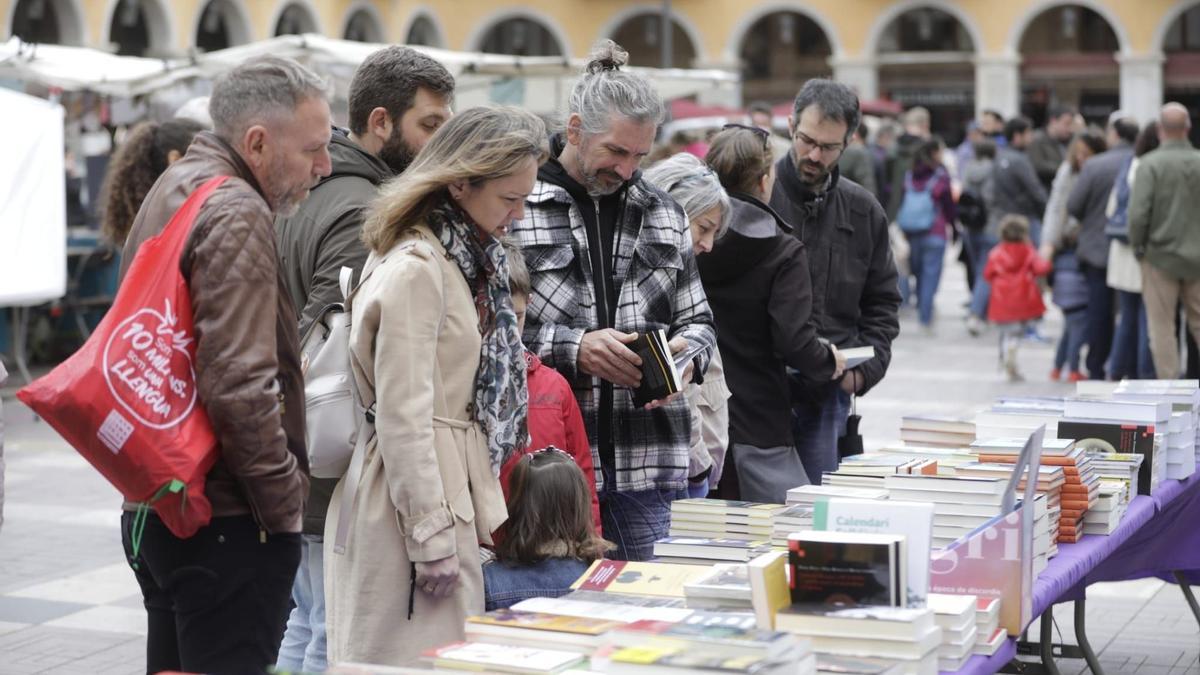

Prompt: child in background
[
  {"left": 484, "top": 449, "right": 613, "bottom": 610},
  {"left": 497, "top": 241, "right": 601, "bottom": 536},
  {"left": 984, "top": 215, "right": 1052, "bottom": 381},
  {"left": 1050, "top": 250, "right": 1090, "bottom": 382}
]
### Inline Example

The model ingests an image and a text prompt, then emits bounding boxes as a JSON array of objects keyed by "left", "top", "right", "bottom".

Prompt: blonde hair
[
  {"left": 362, "top": 106, "right": 549, "bottom": 254},
  {"left": 706, "top": 126, "right": 774, "bottom": 196}
]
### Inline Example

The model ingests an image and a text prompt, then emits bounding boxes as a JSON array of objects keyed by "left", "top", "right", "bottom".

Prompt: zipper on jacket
[{"left": 592, "top": 201, "right": 611, "bottom": 328}]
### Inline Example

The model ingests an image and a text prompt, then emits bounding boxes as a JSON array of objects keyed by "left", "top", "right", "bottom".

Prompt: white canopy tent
[{"left": 0, "top": 35, "right": 739, "bottom": 115}]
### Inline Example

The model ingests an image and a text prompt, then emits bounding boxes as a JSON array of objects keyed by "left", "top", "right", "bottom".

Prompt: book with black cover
[
  {"left": 786, "top": 531, "right": 905, "bottom": 609},
  {"left": 631, "top": 329, "right": 683, "bottom": 407},
  {"left": 1057, "top": 420, "right": 1155, "bottom": 495}
]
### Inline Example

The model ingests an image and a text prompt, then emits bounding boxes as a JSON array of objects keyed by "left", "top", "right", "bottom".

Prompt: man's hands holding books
[{"left": 579, "top": 329, "right": 643, "bottom": 387}]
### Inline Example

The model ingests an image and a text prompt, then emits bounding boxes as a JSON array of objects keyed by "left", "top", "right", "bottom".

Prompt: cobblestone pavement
[{"left": 0, "top": 244, "right": 1196, "bottom": 674}]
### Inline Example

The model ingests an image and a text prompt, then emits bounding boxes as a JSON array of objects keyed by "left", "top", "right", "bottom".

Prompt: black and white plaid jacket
[{"left": 512, "top": 178, "right": 717, "bottom": 493}]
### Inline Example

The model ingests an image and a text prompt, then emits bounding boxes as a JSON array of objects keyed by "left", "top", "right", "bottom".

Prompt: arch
[
  {"left": 1155, "top": 0, "right": 1200, "bottom": 53},
  {"left": 268, "top": 0, "right": 323, "bottom": 38},
  {"left": 100, "top": 0, "right": 176, "bottom": 56},
  {"left": 725, "top": 2, "right": 842, "bottom": 63},
  {"left": 192, "top": 0, "right": 252, "bottom": 51},
  {"left": 399, "top": 6, "right": 445, "bottom": 47},
  {"left": 465, "top": 8, "right": 571, "bottom": 57},
  {"left": 865, "top": 0, "right": 982, "bottom": 56},
  {"left": 1005, "top": 0, "right": 1130, "bottom": 56},
  {"left": 6, "top": 0, "right": 86, "bottom": 45},
  {"left": 596, "top": 4, "right": 708, "bottom": 66},
  {"left": 341, "top": 1, "right": 385, "bottom": 43}
]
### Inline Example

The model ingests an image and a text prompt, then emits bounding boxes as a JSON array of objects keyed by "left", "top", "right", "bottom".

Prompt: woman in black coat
[{"left": 702, "top": 126, "right": 846, "bottom": 502}]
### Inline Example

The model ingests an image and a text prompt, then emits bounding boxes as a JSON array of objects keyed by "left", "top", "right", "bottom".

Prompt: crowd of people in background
[{"left": 72, "top": 28, "right": 1200, "bottom": 674}]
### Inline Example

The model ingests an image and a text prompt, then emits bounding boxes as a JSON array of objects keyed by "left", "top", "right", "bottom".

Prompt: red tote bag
[{"left": 19, "top": 176, "right": 228, "bottom": 538}]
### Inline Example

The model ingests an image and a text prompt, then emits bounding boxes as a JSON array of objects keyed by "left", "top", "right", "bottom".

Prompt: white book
[
  {"left": 806, "top": 625, "right": 942, "bottom": 660},
  {"left": 842, "top": 346, "right": 876, "bottom": 368},
  {"left": 1063, "top": 398, "right": 1170, "bottom": 427}
]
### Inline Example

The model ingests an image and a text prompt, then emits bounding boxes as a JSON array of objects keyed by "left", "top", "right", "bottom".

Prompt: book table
[{"left": 953, "top": 474, "right": 1200, "bottom": 675}]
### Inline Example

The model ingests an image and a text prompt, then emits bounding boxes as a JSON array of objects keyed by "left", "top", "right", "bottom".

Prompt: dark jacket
[
  {"left": 993, "top": 146, "right": 1048, "bottom": 226},
  {"left": 120, "top": 132, "right": 308, "bottom": 534},
  {"left": 1068, "top": 143, "right": 1134, "bottom": 269},
  {"left": 838, "top": 143, "right": 877, "bottom": 199},
  {"left": 1028, "top": 129, "right": 1068, "bottom": 190},
  {"left": 769, "top": 156, "right": 901, "bottom": 399},
  {"left": 698, "top": 193, "right": 835, "bottom": 448},
  {"left": 886, "top": 133, "right": 924, "bottom": 220},
  {"left": 276, "top": 127, "right": 391, "bottom": 536}
]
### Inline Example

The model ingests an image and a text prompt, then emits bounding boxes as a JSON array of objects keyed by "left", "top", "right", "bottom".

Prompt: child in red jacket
[
  {"left": 496, "top": 242, "right": 602, "bottom": 538},
  {"left": 984, "top": 215, "right": 1053, "bottom": 382}
]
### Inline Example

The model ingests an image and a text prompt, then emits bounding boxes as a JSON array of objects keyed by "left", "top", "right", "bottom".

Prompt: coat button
[{"left": 217, "top": 535, "right": 226, "bottom": 544}]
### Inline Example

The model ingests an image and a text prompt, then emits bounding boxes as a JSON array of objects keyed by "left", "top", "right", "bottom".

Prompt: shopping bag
[{"left": 18, "top": 177, "right": 228, "bottom": 539}]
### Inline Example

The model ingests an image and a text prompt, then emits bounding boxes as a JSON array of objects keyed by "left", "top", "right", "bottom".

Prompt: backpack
[
  {"left": 958, "top": 187, "right": 989, "bottom": 232},
  {"left": 299, "top": 266, "right": 373, "bottom": 479},
  {"left": 1105, "top": 156, "right": 1135, "bottom": 240},
  {"left": 896, "top": 169, "right": 941, "bottom": 233}
]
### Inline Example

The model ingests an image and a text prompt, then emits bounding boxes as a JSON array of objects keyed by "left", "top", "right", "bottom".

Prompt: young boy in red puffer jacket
[
  {"left": 984, "top": 215, "right": 1053, "bottom": 382},
  {"left": 496, "top": 242, "right": 602, "bottom": 538}
]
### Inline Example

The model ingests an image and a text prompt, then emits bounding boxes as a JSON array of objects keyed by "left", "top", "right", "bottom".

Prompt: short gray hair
[
  {"left": 209, "top": 55, "right": 330, "bottom": 143},
  {"left": 569, "top": 40, "right": 665, "bottom": 135},
  {"left": 643, "top": 152, "right": 730, "bottom": 238}
]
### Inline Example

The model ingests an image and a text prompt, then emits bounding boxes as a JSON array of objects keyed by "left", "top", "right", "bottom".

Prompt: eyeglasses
[{"left": 792, "top": 130, "right": 845, "bottom": 158}]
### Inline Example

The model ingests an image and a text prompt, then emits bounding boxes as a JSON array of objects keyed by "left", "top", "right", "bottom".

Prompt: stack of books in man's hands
[
  {"left": 668, "top": 499, "right": 785, "bottom": 542},
  {"left": 882, "top": 473, "right": 1009, "bottom": 549},
  {"left": 926, "top": 594, "right": 978, "bottom": 672},
  {"left": 591, "top": 612, "right": 815, "bottom": 675},
  {"left": 973, "top": 597, "right": 1004, "bottom": 656},
  {"left": 899, "top": 415, "right": 976, "bottom": 448},
  {"left": 974, "top": 436, "right": 1096, "bottom": 543}
]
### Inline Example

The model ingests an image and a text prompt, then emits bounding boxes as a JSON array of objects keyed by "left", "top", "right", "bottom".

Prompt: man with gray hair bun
[
  {"left": 117, "top": 55, "right": 331, "bottom": 673},
  {"left": 511, "top": 40, "right": 717, "bottom": 561}
]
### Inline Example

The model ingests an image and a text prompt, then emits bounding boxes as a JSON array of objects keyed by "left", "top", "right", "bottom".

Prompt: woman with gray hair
[
  {"left": 700, "top": 125, "right": 846, "bottom": 502},
  {"left": 644, "top": 152, "right": 731, "bottom": 496}
]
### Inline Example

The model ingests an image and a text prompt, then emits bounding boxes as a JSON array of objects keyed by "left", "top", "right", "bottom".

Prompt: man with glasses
[{"left": 769, "top": 79, "right": 901, "bottom": 485}]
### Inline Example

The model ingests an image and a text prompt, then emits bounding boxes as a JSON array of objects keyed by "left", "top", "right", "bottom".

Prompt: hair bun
[{"left": 585, "top": 40, "right": 629, "bottom": 75}]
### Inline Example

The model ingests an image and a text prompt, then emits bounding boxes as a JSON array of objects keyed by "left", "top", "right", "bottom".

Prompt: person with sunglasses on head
[
  {"left": 699, "top": 124, "right": 846, "bottom": 502},
  {"left": 768, "top": 80, "right": 901, "bottom": 486},
  {"left": 483, "top": 448, "right": 613, "bottom": 611},
  {"left": 510, "top": 41, "right": 716, "bottom": 562}
]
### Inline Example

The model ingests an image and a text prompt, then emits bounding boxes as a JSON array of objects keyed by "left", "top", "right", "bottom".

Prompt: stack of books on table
[
  {"left": 822, "top": 455, "right": 938, "bottom": 490},
  {"left": 974, "top": 405, "right": 1063, "bottom": 441},
  {"left": 975, "top": 436, "right": 1096, "bottom": 544},
  {"left": 668, "top": 499, "right": 785, "bottom": 542},
  {"left": 1110, "top": 379, "right": 1200, "bottom": 469},
  {"left": 899, "top": 415, "right": 975, "bottom": 448},
  {"left": 1061, "top": 397, "right": 1168, "bottom": 496},
  {"left": 786, "top": 485, "right": 889, "bottom": 507},
  {"left": 592, "top": 612, "right": 815, "bottom": 675},
  {"left": 973, "top": 597, "right": 1005, "bottom": 656},
  {"left": 771, "top": 504, "right": 814, "bottom": 548},
  {"left": 926, "top": 594, "right": 977, "bottom": 671},
  {"left": 774, "top": 606, "right": 940, "bottom": 675},
  {"left": 1081, "top": 481, "right": 1128, "bottom": 535},
  {"left": 1166, "top": 410, "right": 1197, "bottom": 480},
  {"left": 874, "top": 444, "right": 978, "bottom": 474},
  {"left": 882, "top": 473, "right": 1009, "bottom": 549},
  {"left": 422, "top": 640, "right": 588, "bottom": 674},
  {"left": 681, "top": 563, "right": 754, "bottom": 610},
  {"left": 464, "top": 608, "right": 626, "bottom": 654},
  {"left": 652, "top": 537, "right": 772, "bottom": 565},
  {"left": 1088, "top": 452, "right": 1144, "bottom": 501},
  {"left": 954, "top": 459, "right": 1063, "bottom": 547}
]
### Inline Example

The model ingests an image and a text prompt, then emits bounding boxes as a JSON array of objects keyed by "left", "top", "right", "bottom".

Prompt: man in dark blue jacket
[{"left": 769, "top": 80, "right": 901, "bottom": 485}]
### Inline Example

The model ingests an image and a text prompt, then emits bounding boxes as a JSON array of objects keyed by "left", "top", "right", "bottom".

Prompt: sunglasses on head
[{"left": 722, "top": 122, "right": 770, "bottom": 141}]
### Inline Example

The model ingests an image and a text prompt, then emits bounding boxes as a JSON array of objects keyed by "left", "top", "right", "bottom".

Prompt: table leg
[
  {"left": 1074, "top": 599, "right": 1105, "bottom": 675},
  {"left": 1040, "top": 607, "right": 1062, "bottom": 675},
  {"left": 1174, "top": 571, "right": 1200, "bottom": 631}
]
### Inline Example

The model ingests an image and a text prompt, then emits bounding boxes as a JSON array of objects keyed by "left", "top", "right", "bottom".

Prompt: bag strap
[
  {"left": 332, "top": 238, "right": 442, "bottom": 556},
  {"left": 160, "top": 176, "right": 230, "bottom": 259},
  {"left": 339, "top": 266, "right": 354, "bottom": 303}
]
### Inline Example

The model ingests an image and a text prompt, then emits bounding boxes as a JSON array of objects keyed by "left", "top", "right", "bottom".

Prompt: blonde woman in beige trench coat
[{"left": 324, "top": 107, "right": 548, "bottom": 666}]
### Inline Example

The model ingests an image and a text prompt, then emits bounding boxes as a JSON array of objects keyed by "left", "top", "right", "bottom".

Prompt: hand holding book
[{"left": 578, "top": 329, "right": 643, "bottom": 388}]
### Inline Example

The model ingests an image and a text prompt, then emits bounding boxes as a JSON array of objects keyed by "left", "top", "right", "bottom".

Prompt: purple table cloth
[{"left": 952, "top": 474, "right": 1200, "bottom": 675}]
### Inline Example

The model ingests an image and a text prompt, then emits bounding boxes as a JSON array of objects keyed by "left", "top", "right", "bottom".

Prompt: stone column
[
  {"left": 831, "top": 56, "right": 878, "bottom": 100},
  {"left": 1119, "top": 53, "right": 1165, "bottom": 125},
  {"left": 974, "top": 54, "right": 1021, "bottom": 120}
]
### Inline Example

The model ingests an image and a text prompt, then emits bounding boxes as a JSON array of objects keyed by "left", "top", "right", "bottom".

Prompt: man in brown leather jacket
[{"left": 118, "top": 55, "right": 331, "bottom": 674}]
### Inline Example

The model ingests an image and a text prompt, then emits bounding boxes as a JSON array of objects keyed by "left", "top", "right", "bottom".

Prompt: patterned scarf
[{"left": 428, "top": 199, "right": 529, "bottom": 476}]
